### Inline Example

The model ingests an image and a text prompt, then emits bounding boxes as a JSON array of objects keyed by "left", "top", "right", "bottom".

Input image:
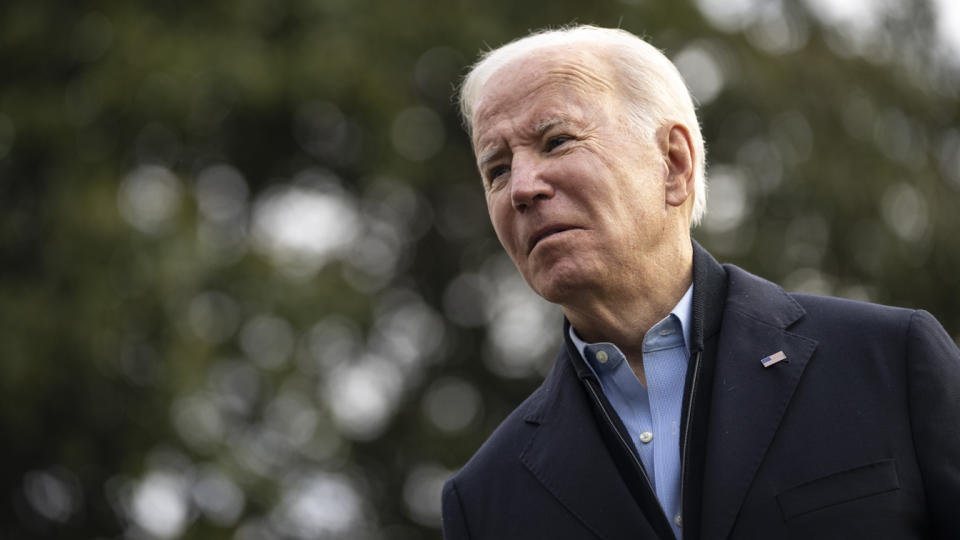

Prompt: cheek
[
  {"left": 486, "top": 193, "right": 504, "bottom": 225},
  {"left": 486, "top": 196, "right": 517, "bottom": 247}
]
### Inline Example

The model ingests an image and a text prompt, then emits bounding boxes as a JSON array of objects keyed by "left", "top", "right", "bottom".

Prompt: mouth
[{"left": 528, "top": 225, "right": 578, "bottom": 254}]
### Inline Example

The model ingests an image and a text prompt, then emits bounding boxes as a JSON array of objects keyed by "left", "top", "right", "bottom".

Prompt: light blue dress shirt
[{"left": 569, "top": 284, "right": 693, "bottom": 539}]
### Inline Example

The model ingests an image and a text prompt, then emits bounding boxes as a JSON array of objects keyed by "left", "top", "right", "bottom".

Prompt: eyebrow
[
  {"left": 477, "top": 147, "right": 504, "bottom": 173},
  {"left": 476, "top": 117, "right": 567, "bottom": 171},
  {"left": 534, "top": 117, "right": 564, "bottom": 136}
]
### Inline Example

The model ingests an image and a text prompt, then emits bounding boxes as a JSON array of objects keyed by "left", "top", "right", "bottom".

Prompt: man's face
[{"left": 471, "top": 50, "right": 674, "bottom": 306}]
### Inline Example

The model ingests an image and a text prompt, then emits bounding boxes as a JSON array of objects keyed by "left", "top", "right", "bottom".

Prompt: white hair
[{"left": 458, "top": 25, "right": 708, "bottom": 226}]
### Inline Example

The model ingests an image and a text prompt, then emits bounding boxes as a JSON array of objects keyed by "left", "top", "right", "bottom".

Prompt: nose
[{"left": 510, "top": 155, "right": 553, "bottom": 212}]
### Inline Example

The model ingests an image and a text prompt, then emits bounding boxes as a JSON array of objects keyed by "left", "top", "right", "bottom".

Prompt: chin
[{"left": 525, "top": 263, "right": 594, "bottom": 305}]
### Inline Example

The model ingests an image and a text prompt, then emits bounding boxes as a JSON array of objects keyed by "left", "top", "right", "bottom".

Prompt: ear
[{"left": 660, "top": 124, "right": 695, "bottom": 208}]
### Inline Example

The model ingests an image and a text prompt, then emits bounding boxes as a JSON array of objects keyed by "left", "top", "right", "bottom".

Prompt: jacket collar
[
  {"left": 691, "top": 239, "right": 727, "bottom": 352},
  {"left": 678, "top": 240, "right": 728, "bottom": 540}
]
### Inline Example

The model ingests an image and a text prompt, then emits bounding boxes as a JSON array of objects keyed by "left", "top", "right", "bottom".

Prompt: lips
[{"left": 528, "top": 225, "right": 578, "bottom": 253}]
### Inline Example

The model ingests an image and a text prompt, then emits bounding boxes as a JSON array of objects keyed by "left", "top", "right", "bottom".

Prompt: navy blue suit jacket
[{"left": 441, "top": 251, "right": 960, "bottom": 539}]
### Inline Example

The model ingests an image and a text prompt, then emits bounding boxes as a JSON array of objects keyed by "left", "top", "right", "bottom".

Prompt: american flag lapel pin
[{"left": 761, "top": 350, "right": 787, "bottom": 368}]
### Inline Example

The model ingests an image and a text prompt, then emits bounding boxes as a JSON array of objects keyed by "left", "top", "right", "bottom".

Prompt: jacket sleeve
[
  {"left": 906, "top": 310, "right": 960, "bottom": 539},
  {"left": 441, "top": 478, "right": 471, "bottom": 540}
]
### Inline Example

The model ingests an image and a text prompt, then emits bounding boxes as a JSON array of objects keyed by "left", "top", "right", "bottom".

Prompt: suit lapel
[
  {"left": 700, "top": 266, "right": 818, "bottom": 540},
  {"left": 520, "top": 351, "right": 663, "bottom": 540}
]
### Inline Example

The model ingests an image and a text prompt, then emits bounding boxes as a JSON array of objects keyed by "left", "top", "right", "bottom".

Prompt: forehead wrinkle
[
  {"left": 473, "top": 52, "right": 612, "bottom": 122},
  {"left": 542, "top": 62, "right": 614, "bottom": 95},
  {"left": 476, "top": 115, "right": 572, "bottom": 169},
  {"left": 472, "top": 52, "right": 615, "bottom": 164}
]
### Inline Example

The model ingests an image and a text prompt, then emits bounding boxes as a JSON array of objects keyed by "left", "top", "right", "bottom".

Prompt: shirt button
[
  {"left": 674, "top": 514, "right": 682, "bottom": 527},
  {"left": 639, "top": 431, "right": 653, "bottom": 444},
  {"left": 659, "top": 328, "right": 674, "bottom": 336},
  {"left": 596, "top": 351, "right": 608, "bottom": 363}
]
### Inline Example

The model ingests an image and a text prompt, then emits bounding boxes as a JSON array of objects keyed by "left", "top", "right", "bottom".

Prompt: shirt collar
[{"left": 569, "top": 283, "right": 694, "bottom": 360}]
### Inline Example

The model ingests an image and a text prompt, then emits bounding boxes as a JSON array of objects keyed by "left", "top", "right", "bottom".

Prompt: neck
[{"left": 562, "top": 238, "right": 693, "bottom": 362}]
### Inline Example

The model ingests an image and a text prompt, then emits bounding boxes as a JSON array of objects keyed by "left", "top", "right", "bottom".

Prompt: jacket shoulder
[
  {"left": 448, "top": 373, "right": 549, "bottom": 486},
  {"left": 723, "top": 261, "right": 917, "bottom": 334},
  {"left": 789, "top": 292, "right": 918, "bottom": 337}
]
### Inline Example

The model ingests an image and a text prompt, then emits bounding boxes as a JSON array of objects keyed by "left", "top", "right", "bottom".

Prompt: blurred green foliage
[{"left": 1, "top": 0, "right": 958, "bottom": 538}]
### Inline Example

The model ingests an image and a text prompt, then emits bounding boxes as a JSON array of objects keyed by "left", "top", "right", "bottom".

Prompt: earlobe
[{"left": 663, "top": 124, "right": 695, "bottom": 208}]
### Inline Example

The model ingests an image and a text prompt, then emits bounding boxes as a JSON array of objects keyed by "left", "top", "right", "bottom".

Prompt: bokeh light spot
[
  {"left": 129, "top": 471, "right": 189, "bottom": 539},
  {"left": 192, "top": 465, "right": 245, "bottom": 526},
  {"left": 673, "top": 44, "right": 725, "bottom": 105},
  {"left": 391, "top": 106, "right": 445, "bottom": 162},
  {"left": 326, "top": 356, "right": 402, "bottom": 441},
  {"left": 783, "top": 267, "right": 834, "bottom": 296},
  {"left": 745, "top": 2, "right": 809, "bottom": 55},
  {"left": 304, "top": 315, "right": 363, "bottom": 375},
  {"left": 240, "top": 313, "right": 295, "bottom": 370},
  {"left": 272, "top": 472, "right": 364, "bottom": 538},
  {"left": 694, "top": 0, "right": 765, "bottom": 33},
  {"left": 251, "top": 172, "right": 359, "bottom": 278},
  {"left": 370, "top": 289, "right": 445, "bottom": 369},
  {"left": 443, "top": 272, "right": 492, "bottom": 328},
  {"left": 422, "top": 377, "right": 482, "bottom": 433},
  {"left": 482, "top": 255, "right": 559, "bottom": 378},
  {"left": 23, "top": 468, "right": 82, "bottom": 524},
  {"left": 402, "top": 463, "right": 450, "bottom": 528},
  {"left": 702, "top": 166, "right": 749, "bottom": 234},
  {"left": 187, "top": 291, "right": 241, "bottom": 345},
  {"left": 117, "top": 165, "right": 183, "bottom": 234},
  {"left": 195, "top": 164, "right": 249, "bottom": 223},
  {"left": 881, "top": 182, "right": 928, "bottom": 243},
  {"left": 939, "top": 130, "right": 960, "bottom": 189},
  {"left": 172, "top": 393, "right": 225, "bottom": 454}
]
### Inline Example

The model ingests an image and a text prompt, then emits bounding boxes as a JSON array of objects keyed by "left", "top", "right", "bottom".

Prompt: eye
[
  {"left": 545, "top": 135, "right": 571, "bottom": 152},
  {"left": 488, "top": 165, "right": 510, "bottom": 182}
]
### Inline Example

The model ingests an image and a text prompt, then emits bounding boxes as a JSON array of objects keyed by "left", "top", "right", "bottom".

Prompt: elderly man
[{"left": 441, "top": 25, "right": 960, "bottom": 540}]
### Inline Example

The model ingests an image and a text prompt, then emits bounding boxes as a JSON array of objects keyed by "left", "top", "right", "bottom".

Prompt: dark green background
[{"left": 2, "top": 0, "right": 958, "bottom": 538}]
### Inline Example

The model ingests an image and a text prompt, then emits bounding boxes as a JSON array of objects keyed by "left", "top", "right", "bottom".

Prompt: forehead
[{"left": 471, "top": 50, "right": 616, "bottom": 142}]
